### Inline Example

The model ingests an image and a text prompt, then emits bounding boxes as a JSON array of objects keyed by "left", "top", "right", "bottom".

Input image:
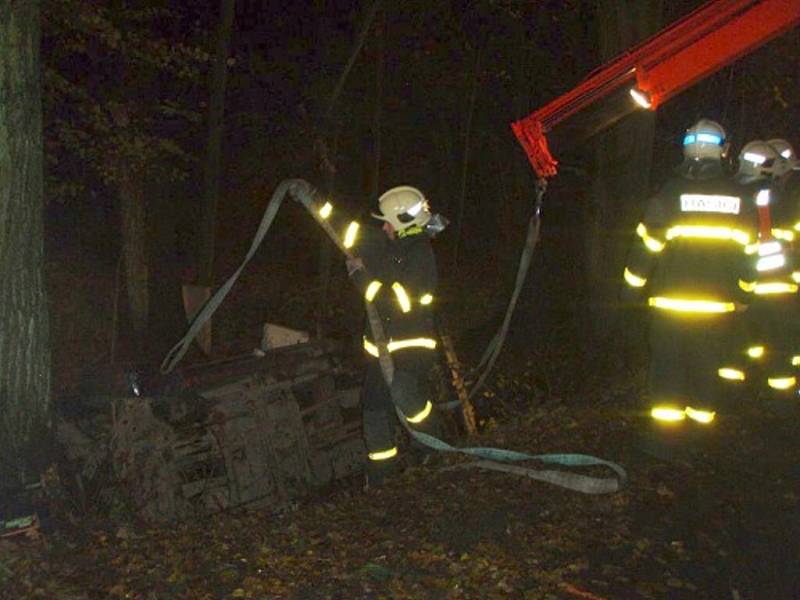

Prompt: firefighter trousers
[
  {"left": 648, "top": 310, "right": 743, "bottom": 414},
  {"left": 361, "top": 348, "right": 440, "bottom": 463}
]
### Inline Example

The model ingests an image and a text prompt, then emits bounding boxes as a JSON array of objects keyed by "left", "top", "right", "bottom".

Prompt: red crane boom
[{"left": 512, "top": 0, "right": 800, "bottom": 179}]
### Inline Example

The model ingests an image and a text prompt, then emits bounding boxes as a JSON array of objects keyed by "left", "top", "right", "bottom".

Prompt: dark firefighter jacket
[
  {"left": 352, "top": 225, "right": 437, "bottom": 352},
  {"left": 737, "top": 176, "right": 799, "bottom": 297},
  {"left": 316, "top": 197, "right": 437, "bottom": 355},
  {"left": 623, "top": 160, "right": 758, "bottom": 313}
]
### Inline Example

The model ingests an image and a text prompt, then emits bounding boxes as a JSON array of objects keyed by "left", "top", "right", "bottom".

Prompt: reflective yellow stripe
[
  {"left": 739, "top": 279, "right": 756, "bottom": 292},
  {"left": 368, "top": 447, "right": 398, "bottom": 461},
  {"left": 388, "top": 338, "right": 437, "bottom": 352},
  {"left": 392, "top": 282, "right": 412, "bottom": 313},
  {"left": 794, "top": 221, "right": 800, "bottom": 232},
  {"left": 665, "top": 225, "right": 750, "bottom": 246},
  {"left": 718, "top": 368, "right": 745, "bottom": 381},
  {"left": 791, "top": 356, "right": 800, "bottom": 367},
  {"left": 648, "top": 297, "right": 735, "bottom": 313},
  {"left": 624, "top": 267, "right": 647, "bottom": 288},
  {"left": 318, "top": 202, "right": 333, "bottom": 219},
  {"left": 651, "top": 407, "right": 685, "bottom": 422},
  {"left": 772, "top": 228, "right": 795, "bottom": 242},
  {"left": 753, "top": 282, "right": 798, "bottom": 295},
  {"left": 363, "top": 338, "right": 380, "bottom": 357},
  {"left": 636, "top": 223, "right": 665, "bottom": 253},
  {"left": 420, "top": 293, "right": 433, "bottom": 305},
  {"left": 768, "top": 376, "right": 796, "bottom": 390},
  {"left": 747, "top": 346, "right": 764, "bottom": 359},
  {"left": 365, "top": 281, "right": 383, "bottom": 301},
  {"left": 792, "top": 272, "right": 800, "bottom": 284},
  {"left": 363, "top": 337, "right": 438, "bottom": 356},
  {"left": 407, "top": 400, "right": 433, "bottom": 424},
  {"left": 685, "top": 406, "right": 715, "bottom": 424},
  {"left": 343, "top": 221, "right": 360, "bottom": 248}
]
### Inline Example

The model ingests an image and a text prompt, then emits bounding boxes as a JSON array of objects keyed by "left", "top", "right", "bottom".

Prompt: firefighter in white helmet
[
  {"left": 339, "top": 185, "right": 445, "bottom": 486},
  {"left": 723, "top": 140, "right": 800, "bottom": 400},
  {"left": 622, "top": 118, "right": 757, "bottom": 458}
]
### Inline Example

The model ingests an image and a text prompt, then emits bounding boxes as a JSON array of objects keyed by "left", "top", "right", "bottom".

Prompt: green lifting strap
[{"left": 161, "top": 178, "right": 628, "bottom": 494}]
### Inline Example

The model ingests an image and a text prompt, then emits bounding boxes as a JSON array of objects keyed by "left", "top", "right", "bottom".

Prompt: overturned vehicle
[{"left": 55, "top": 336, "right": 368, "bottom": 522}]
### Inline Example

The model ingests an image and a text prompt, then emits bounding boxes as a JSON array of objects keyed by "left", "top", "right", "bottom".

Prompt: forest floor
[{"left": 4, "top": 235, "right": 800, "bottom": 599}]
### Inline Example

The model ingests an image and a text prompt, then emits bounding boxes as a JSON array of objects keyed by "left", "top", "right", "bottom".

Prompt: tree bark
[
  {"left": 199, "top": 0, "right": 236, "bottom": 287},
  {"left": 119, "top": 169, "right": 149, "bottom": 348},
  {"left": 585, "top": 0, "right": 662, "bottom": 344},
  {"left": 452, "top": 40, "right": 483, "bottom": 268},
  {"left": 0, "top": 0, "right": 52, "bottom": 486}
]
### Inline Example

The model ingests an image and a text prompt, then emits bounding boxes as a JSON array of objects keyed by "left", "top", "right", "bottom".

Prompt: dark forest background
[{"left": 39, "top": 0, "right": 800, "bottom": 393}]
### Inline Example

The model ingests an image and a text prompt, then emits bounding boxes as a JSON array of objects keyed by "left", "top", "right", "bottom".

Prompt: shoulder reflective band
[
  {"left": 392, "top": 282, "right": 412, "bottom": 313},
  {"left": 756, "top": 254, "right": 786, "bottom": 272},
  {"left": 793, "top": 272, "right": 800, "bottom": 284},
  {"left": 747, "top": 345, "right": 765, "bottom": 359},
  {"left": 406, "top": 400, "right": 433, "bottom": 424},
  {"left": 794, "top": 222, "right": 800, "bottom": 232},
  {"left": 648, "top": 297, "right": 735, "bottom": 313},
  {"left": 368, "top": 446, "right": 398, "bottom": 461},
  {"left": 772, "top": 228, "right": 795, "bottom": 242},
  {"left": 651, "top": 407, "right": 685, "bottom": 421},
  {"left": 636, "top": 223, "right": 665, "bottom": 252},
  {"left": 318, "top": 202, "right": 333, "bottom": 219},
  {"left": 739, "top": 279, "right": 756, "bottom": 293},
  {"left": 718, "top": 367, "right": 745, "bottom": 381},
  {"left": 685, "top": 407, "right": 715, "bottom": 424},
  {"left": 363, "top": 337, "right": 438, "bottom": 357},
  {"left": 365, "top": 280, "right": 383, "bottom": 301},
  {"left": 679, "top": 194, "right": 740, "bottom": 215},
  {"left": 754, "top": 282, "right": 798, "bottom": 295},
  {"left": 343, "top": 221, "right": 360, "bottom": 248},
  {"left": 768, "top": 376, "right": 796, "bottom": 390},
  {"left": 624, "top": 267, "right": 647, "bottom": 288},
  {"left": 419, "top": 293, "right": 433, "bottom": 305},
  {"left": 666, "top": 225, "right": 749, "bottom": 245},
  {"left": 792, "top": 356, "right": 800, "bottom": 367}
]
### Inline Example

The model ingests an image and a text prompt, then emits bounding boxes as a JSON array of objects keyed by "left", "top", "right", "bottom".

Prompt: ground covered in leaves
[{"left": 4, "top": 371, "right": 799, "bottom": 599}]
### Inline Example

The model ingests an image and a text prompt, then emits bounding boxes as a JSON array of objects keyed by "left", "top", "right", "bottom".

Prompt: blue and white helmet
[{"left": 683, "top": 118, "right": 727, "bottom": 161}]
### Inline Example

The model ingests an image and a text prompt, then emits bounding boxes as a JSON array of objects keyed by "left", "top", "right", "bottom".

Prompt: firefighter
[
  {"left": 728, "top": 140, "right": 799, "bottom": 399},
  {"left": 340, "top": 185, "right": 443, "bottom": 486},
  {"left": 622, "top": 118, "right": 756, "bottom": 456}
]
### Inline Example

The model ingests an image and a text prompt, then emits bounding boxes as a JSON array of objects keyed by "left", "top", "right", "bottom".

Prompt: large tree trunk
[
  {"left": 584, "top": 0, "right": 662, "bottom": 345},
  {"left": 119, "top": 169, "right": 149, "bottom": 351},
  {"left": 0, "top": 1, "right": 52, "bottom": 486},
  {"left": 199, "top": 0, "right": 236, "bottom": 287}
]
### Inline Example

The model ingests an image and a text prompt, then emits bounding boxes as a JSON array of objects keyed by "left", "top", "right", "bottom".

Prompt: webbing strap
[
  {"left": 161, "top": 178, "right": 627, "bottom": 494},
  {"left": 395, "top": 407, "right": 625, "bottom": 494},
  {"left": 160, "top": 179, "right": 301, "bottom": 374}
]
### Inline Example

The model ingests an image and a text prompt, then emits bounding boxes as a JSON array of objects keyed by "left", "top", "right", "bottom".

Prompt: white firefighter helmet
[
  {"left": 767, "top": 138, "right": 795, "bottom": 161},
  {"left": 372, "top": 186, "right": 431, "bottom": 231},
  {"left": 737, "top": 140, "right": 783, "bottom": 182},
  {"left": 682, "top": 118, "right": 727, "bottom": 161}
]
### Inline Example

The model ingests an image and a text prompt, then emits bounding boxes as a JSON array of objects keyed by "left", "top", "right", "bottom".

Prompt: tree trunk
[
  {"left": 199, "top": 0, "right": 236, "bottom": 287},
  {"left": 584, "top": 0, "right": 662, "bottom": 344},
  {"left": 370, "top": 9, "right": 384, "bottom": 200},
  {"left": 0, "top": 0, "right": 52, "bottom": 486},
  {"left": 452, "top": 40, "right": 483, "bottom": 268},
  {"left": 119, "top": 170, "right": 149, "bottom": 350}
]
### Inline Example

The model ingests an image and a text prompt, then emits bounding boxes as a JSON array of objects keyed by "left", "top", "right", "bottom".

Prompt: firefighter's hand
[{"left": 346, "top": 257, "right": 365, "bottom": 277}]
